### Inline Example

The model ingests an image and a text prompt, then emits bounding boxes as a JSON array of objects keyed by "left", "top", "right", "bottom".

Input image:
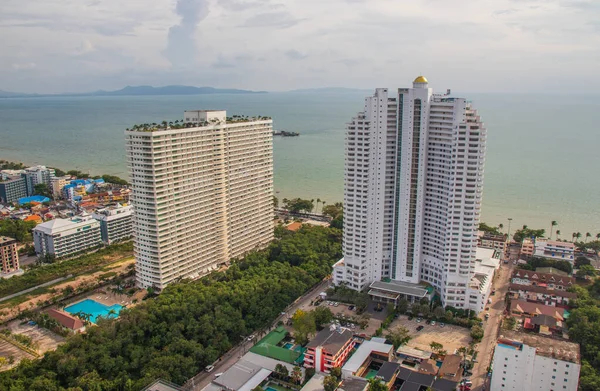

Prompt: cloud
[
  {"left": 12, "top": 62, "right": 36, "bottom": 70},
  {"left": 163, "top": 0, "right": 210, "bottom": 67},
  {"left": 241, "top": 12, "right": 303, "bottom": 28},
  {"left": 284, "top": 49, "right": 307, "bottom": 60}
]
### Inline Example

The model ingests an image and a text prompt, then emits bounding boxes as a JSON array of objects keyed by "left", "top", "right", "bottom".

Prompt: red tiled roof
[
  {"left": 509, "top": 283, "right": 577, "bottom": 299},
  {"left": 510, "top": 300, "right": 565, "bottom": 320},
  {"left": 512, "top": 270, "right": 575, "bottom": 286},
  {"left": 47, "top": 309, "right": 84, "bottom": 330}
]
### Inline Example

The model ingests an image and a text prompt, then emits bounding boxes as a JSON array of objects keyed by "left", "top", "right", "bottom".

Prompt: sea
[{"left": 0, "top": 92, "right": 598, "bottom": 236}]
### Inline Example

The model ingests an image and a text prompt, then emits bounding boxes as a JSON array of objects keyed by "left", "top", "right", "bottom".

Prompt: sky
[{"left": 1, "top": 0, "right": 599, "bottom": 93}]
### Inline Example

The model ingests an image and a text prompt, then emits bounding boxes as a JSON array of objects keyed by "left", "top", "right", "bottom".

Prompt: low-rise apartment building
[
  {"left": 466, "top": 248, "right": 501, "bottom": 312},
  {"left": 508, "top": 283, "right": 576, "bottom": 307},
  {"left": 24, "top": 165, "right": 55, "bottom": 196},
  {"left": 520, "top": 238, "right": 535, "bottom": 258},
  {"left": 92, "top": 204, "right": 133, "bottom": 244},
  {"left": 478, "top": 232, "right": 507, "bottom": 255},
  {"left": 33, "top": 214, "right": 102, "bottom": 258},
  {"left": 304, "top": 327, "right": 355, "bottom": 373},
  {"left": 511, "top": 270, "right": 574, "bottom": 291},
  {"left": 0, "top": 175, "right": 27, "bottom": 204},
  {"left": 51, "top": 175, "right": 72, "bottom": 199},
  {"left": 534, "top": 240, "right": 575, "bottom": 262},
  {"left": 491, "top": 331, "right": 580, "bottom": 391},
  {"left": 0, "top": 236, "right": 20, "bottom": 274}
]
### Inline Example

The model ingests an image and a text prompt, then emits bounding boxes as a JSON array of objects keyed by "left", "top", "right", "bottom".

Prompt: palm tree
[
  {"left": 316, "top": 198, "right": 321, "bottom": 214},
  {"left": 550, "top": 221, "right": 557, "bottom": 239},
  {"left": 572, "top": 232, "right": 577, "bottom": 242},
  {"left": 311, "top": 199, "right": 315, "bottom": 213},
  {"left": 522, "top": 225, "right": 528, "bottom": 230},
  {"left": 586, "top": 232, "right": 591, "bottom": 242},
  {"left": 498, "top": 223, "right": 504, "bottom": 233},
  {"left": 576, "top": 232, "right": 582, "bottom": 242},
  {"left": 556, "top": 230, "right": 561, "bottom": 240},
  {"left": 597, "top": 233, "right": 600, "bottom": 240}
]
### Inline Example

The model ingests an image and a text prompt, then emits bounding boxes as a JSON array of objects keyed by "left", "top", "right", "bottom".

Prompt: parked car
[
  {"left": 416, "top": 317, "right": 422, "bottom": 323},
  {"left": 247, "top": 334, "right": 256, "bottom": 341},
  {"left": 485, "top": 313, "right": 490, "bottom": 320},
  {"left": 348, "top": 305, "right": 355, "bottom": 311},
  {"left": 431, "top": 320, "right": 436, "bottom": 326},
  {"left": 416, "top": 325, "right": 424, "bottom": 331},
  {"left": 439, "top": 322, "right": 445, "bottom": 328},
  {"left": 334, "top": 302, "right": 339, "bottom": 307},
  {"left": 205, "top": 365, "right": 215, "bottom": 373},
  {"left": 214, "top": 373, "right": 223, "bottom": 378}
]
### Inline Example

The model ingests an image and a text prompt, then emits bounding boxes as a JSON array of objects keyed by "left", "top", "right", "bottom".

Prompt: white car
[
  {"left": 205, "top": 365, "right": 215, "bottom": 373},
  {"left": 247, "top": 334, "right": 256, "bottom": 341}
]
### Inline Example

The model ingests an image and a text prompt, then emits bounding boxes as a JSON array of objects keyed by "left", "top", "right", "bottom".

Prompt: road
[
  {"left": 471, "top": 261, "right": 515, "bottom": 391},
  {"left": 184, "top": 278, "right": 332, "bottom": 391}
]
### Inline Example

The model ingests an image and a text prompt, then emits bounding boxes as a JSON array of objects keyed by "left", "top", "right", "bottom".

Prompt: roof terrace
[{"left": 126, "top": 114, "right": 272, "bottom": 132}]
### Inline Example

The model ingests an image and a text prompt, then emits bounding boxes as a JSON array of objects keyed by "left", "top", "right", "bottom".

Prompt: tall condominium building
[
  {"left": 125, "top": 110, "right": 274, "bottom": 289},
  {"left": 333, "top": 76, "right": 487, "bottom": 309},
  {"left": 0, "top": 236, "right": 20, "bottom": 275}
]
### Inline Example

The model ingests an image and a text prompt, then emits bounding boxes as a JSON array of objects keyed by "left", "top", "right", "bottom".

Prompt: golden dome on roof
[{"left": 414, "top": 75, "right": 428, "bottom": 83}]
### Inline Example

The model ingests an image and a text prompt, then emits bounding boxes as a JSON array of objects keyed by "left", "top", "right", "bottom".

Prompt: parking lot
[{"left": 7, "top": 321, "right": 65, "bottom": 353}]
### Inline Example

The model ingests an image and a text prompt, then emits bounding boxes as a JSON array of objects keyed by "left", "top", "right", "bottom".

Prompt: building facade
[
  {"left": 334, "top": 77, "right": 487, "bottom": 309},
  {"left": 92, "top": 204, "right": 133, "bottom": 244},
  {"left": 0, "top": 175, "right": 28, "bottom": 204},
  {"left": 51, "top": 175, "right": 72, "bottom": 199},
  {"left": 0, "top": 236, "right": 20, "bottom": 274},
  {"left": 33, "top": 214, "right": 102, "bottom": 258},
  {"left": 125, "top": 110, "right": 274, "bottom": 289},
  {"left": 478, "top": 232, "right": 507, "bottom": 256},
  {"left": 24, "top": 165, "right": 55, "bottom": 196},
  {"left": 534, "top": 240, "right": 575, "bottom": 262},
  {"left": 304, "top": 328, "right": 355, "bottom": 373},
  {"left": 521, "top": 238, "right": 535, "bottom": 258},
  {"left": 491, "top": 332, "right": 580, "bottom": 391}
]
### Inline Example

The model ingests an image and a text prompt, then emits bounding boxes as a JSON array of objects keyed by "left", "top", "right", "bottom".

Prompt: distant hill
[
  {"left": 287, "top": 87, "right": 369, "bottom": 93},
  {"left": 93, "top": 85, "right": 266, "bottom": 96},
  {"left": 0, "top": 89, "right": 35, "bottom": 98},
  {"left": 0, "top": 85, "right": 266, "bottom": 98}
]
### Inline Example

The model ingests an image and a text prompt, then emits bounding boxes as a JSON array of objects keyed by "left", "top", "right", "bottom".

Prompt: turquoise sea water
[
  {"left": 0, "top": 92, "right": 598, "bottom": 235},
  {"left": 64, "top": 299, "right": 123, "bottom": 323}
]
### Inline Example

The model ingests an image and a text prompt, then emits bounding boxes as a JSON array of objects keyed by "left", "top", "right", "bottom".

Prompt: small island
[{"left": 273, "top": 130, "right": 300, "bottom": 137}]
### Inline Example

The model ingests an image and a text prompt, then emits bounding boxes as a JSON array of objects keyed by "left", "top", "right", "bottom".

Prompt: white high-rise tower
[
  {"left": 126, "top": 110, "right": 274, "bottom": 289},
  {"left": 333, "top": 77, "right": 487, "bottom": 309}
]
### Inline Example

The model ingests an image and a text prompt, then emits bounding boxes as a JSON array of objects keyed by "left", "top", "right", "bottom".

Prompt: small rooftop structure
[
  {"left": 368, "top": 280, "right": 429, "bottom": 306},
  {"left": 142, "top": 379, "right": 183, "bottom": 391},
  {"left": 342, "top": 339, "right": 394, "bottom": 378},
  {"left": 47, "top": 308, "right": 85, "bottom": 331},
  {"left": 250, "top": 326, "right": 302, "bottom": 364},
  {"left": 300, "top": 373, "right": 325, "bottom": 391},
  {"left": 307, "top": 327, "right": 354, "bottom": 353},
  {"left": 510, "top": 299, "right": 565, "bottom": 320},
  {"left": 338, "top": 378, "right": 368, "bottom": 391},
  {"left": 497, "top": 330, "right": 580, "bottom": 363},
  {"left": 396, "top": 345, "right": 432, "bottom": 361},
  {"left": 438, "top": 354, "right": 461, "bottom": 380}
]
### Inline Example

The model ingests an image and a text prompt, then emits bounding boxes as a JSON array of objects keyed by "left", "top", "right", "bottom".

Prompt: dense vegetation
[
  {"left": 567, "top": 281, "right": 600, "bottom": 391},
  {"left": 0, "top": 219, "right": 36, "bottom": 243},
  {"left": 478, "top": 222, "right": 502, "bottom": 236},
  {"left": 518, "top": 256, "right": 573, "bottom": 274},
  {"left": 513, "top": 226, "right": 545, "bottom": 243},
  {"left": 0, "top": 242, "right": 133, "bottom": 298},
  {"left": 0, "top": 160, "right": 26, "bottom": 170},
  {"left": 0, "top": 226, "right": 342, "bottom": 390}
]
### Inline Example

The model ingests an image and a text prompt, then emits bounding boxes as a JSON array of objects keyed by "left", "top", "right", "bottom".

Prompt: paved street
[
  {"left": 471, "top": 261, "right": 515, "bottom": 391},
  {"left": 185, "top": 278, "right": 332, "bottom": 391}
]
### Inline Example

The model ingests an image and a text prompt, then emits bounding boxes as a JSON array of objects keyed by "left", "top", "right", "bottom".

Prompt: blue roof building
[{"left": 18, "top": 195, "right": 51, "bottom": 205}]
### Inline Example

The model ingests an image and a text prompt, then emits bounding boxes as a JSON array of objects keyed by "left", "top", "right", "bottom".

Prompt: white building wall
[
  {"left": 337, "top": 77, "right": 487, "bottom": 309},
  {"left": 491, "top": 343, "right": 580, "bottom": 391},
  {"left": 126, "top": 111, "right": 273, "bottom": 289}
]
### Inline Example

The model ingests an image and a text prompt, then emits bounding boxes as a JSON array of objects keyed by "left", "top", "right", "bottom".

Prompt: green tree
[
  {"left": 313, "top": 307, "right": 334, "bottom": 328},
  {"left": 586, "top": 232, "right": 592, "bottom": 242},
  {"left": 444, "top": 310, "right": 454, "bottom": 321},
  {"left": 385, "top": 326, "right": 411, "bottom": 349},
  {"left": 503, "top": 317, "right": 516, "bottom": 330},
  {"left": 478, "top": 222, "right": 501, "bottom": 235},
  {"left": 367, "top": 378, "right": 387, "bottom": 391},
  {"left": 292, "top": 309, "right": 316, "bottom": 345},
  {"left": 514, "top": 227, "right": 545, "bottom": 243},
  {"left": 329, "top": 366, "right": 342, "bottom": 380},
  {"left": 32, "top": 184, "right": 51, "bottom": 198},
  {"left": 433, "top": 306, "right": 446, "bottom": 319},
  {"left": 429, "top": 341, "right": 443, "bottom": 353},
  {"left": 556, "top": 230, "right": 561, "bottom": 239},
  {"left": 470, "top": 325, "right": 484, "bottom": 342},
  {"left": 273, "top": 196, "right": 279, "bottom": 208},
  {"left": 550, "top": 220, "right": 558, "bottom": 239},
  {"left": 275, "top": 363, "right": 289, "bottom": 379},
  {"left": 576, "top": 256, "right": 591, "bottom": 268},
  {"left": 291, "top": 366, "right": 303, "bottom": 384},
  {"left": 323, "top": 375, "right": 338, "bottom": 391},
  {"left": 283, "top": 198, "right": 314, "bottom": 214},
  {"left": 577, "top": 265, "right": 597, "bottom": 279},
  {"left": 322, "top": 203, "right": 343, "bottom": 220}
]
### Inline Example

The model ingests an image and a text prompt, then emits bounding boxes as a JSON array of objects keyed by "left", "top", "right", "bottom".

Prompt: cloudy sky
[{"left": 1, "top": 0, "right": 599, "bottom": 93}]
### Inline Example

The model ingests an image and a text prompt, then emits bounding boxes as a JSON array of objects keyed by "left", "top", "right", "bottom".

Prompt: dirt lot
[
  {"left": 390, "top": 315, "right": 471, "bottom": 354},
  {"left": 7, "top": 320, "right": 65, "bottom": 353},
  {"left": 0, "top": 338, "right": 35, "bottom": 371}
]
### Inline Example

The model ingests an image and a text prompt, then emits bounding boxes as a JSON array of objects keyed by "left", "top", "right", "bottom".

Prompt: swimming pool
[
  {"left": 283, "top": 342, "right": 294, "bottom": 349},
  {"left": 64, "top": 299, "right": 123, "bottom": 324}
]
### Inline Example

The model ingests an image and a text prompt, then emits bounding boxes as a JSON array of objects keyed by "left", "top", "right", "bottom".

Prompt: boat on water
[{"left": 273, "top": 130, "right": 299, "bottom": 137}]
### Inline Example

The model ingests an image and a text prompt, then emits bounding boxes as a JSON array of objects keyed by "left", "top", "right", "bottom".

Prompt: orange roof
[
  {"left": 24, "top": 215, "right": 42, "bottom": 223},
  {"left": 47, "top": 309, "right": 84, "bottom": 330},
  {"left": 286, "top": 222, "right": 302, "bottom": 231}
]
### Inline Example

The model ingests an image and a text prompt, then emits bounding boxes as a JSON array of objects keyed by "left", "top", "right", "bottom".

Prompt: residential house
[
  {"left": 510, "top": 300, "right": 565, "bottom": 322},
  {"left": 508, "top": 283, "right": 576, "bottom": 307},
  {"left": 305, "top": 327, "right": 355, "bottom": 373},
  {"left": 511, "top": 270, "right": 574, "bottom": 290}
]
